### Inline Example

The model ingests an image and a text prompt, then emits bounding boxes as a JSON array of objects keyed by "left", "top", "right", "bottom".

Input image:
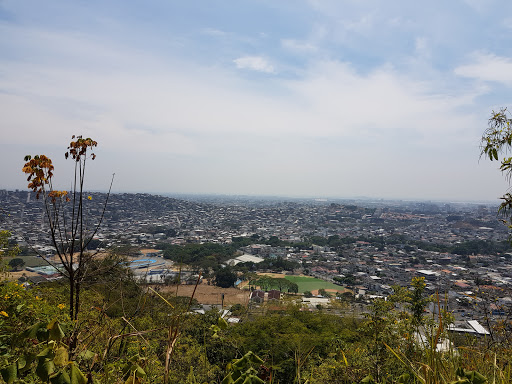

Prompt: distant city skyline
[{"left": 2, "top": 1, "right": 512, "bottom": 202}]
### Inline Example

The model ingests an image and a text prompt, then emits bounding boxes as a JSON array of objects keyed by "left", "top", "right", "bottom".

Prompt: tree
[
  {"left": 274, "top": 277, "right": 289, "bottom": 292},
  {"left": 255, "top": 276, "right": 273, "bottom": 291},
  {"left": 0, "top": 230, "right": 20, "bottom": 276},
  {"left": 22, "top": 136, "right": 113, "bottom": 351},
  {"left": 287, "top": 281, "right": 299, "bottom": 294},
  {"left": 8, "top": 258, "right": 25, "bottom": 272},
  {"left": 215, "top": 266, "right": 237, "bottom": 288},
  {"left": 407, "top": 276, "right": 430, "bottom": 328},
  {"left": 482, "top": 108, "right": 512, "bottom": 227}
]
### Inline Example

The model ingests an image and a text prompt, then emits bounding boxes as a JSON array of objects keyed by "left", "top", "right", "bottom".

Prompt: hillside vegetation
[{"left": 1, "top": 261, "right": 511, "bottom": 383}]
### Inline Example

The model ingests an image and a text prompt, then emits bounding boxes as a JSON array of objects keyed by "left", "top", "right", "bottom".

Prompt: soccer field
[{"left": 284, "top": 275, "right": 345, "bottom": 294}]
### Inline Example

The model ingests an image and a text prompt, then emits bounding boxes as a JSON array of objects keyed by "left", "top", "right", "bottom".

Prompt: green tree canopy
[
  {"left": 215, "top": 267, "right": 237, "bottom": 288},
  {"left": 0, "top": 231, "right": 20, "bottom": 275},
  {"left": 482, "top": 108, "right": 512, "bottom": 227},
  {"left": 8, "top": 258, "right": 25, "bottom": 272}
]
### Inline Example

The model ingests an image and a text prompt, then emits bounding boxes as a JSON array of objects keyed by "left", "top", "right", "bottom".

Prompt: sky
[{"left": 2, "top": 0, "right": 512, "bottom": 202}]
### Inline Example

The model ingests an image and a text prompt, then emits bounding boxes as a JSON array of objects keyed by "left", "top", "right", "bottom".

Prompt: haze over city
[{"left": 1, "top": 1, "right": 512, "bottom": 202}]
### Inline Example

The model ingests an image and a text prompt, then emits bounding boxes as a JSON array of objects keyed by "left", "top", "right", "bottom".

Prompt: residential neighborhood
[{"left": 2, "top": 189, "right": 512, "bottom": 332}]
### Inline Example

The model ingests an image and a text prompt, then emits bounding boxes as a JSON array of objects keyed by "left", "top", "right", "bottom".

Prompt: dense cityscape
[{"left": 2, "top": 188, "right": 511, "bottom": 336}]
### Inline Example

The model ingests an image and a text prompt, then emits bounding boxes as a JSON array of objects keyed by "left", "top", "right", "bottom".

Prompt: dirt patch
[
  {"left": 139, "top": 249, "right": 162, "bottom": 255},
  {"left": 257, "top": 272, "right": 287, "bottom": 278},
  {"left": 311, "top": 288, "right": 349, "bottom": 296},
  {"left": 5, "top": 270, "right": 41, "bottom": 281},
  {"left": 257, "top": 272, "right": 307, "bottom": 279},
  {"left": 160, "top": 283, "right": 250, "bottom": 306}
]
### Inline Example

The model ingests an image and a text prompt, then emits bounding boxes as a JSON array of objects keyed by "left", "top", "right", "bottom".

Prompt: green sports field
[
  {"left": 284, "top": 275, "right": 346, "bottom": 294},
  {"left": 19, "top": 255, "right": 48, "bottom": 267}
]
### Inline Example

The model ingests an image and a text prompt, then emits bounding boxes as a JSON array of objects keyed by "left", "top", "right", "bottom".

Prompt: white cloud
[
  {"left": 281, "top": 39, "right": 318, "bottom": 54},
  {"left": 233, "top": 56, "right": 275, "bottom": 73},
  {"left": 0, "top": 44, "right": 479, "bottom": 155},
  {"left": 455, "top": 53, "right": 512, "bottom": 85},
  {"left": 0, "top": 2, "right": 508, "bottom": 200},
  {"left": 0, "top": 24, "right": 481, "bottom": 146}
]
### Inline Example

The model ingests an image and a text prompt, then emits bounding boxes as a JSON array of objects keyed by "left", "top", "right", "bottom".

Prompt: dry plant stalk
[{"left": 163, "top": 272, "right": 202, "bottom": 383}]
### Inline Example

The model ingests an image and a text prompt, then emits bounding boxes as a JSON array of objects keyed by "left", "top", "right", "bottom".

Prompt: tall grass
[{"left": 383, "top": 292, "right": 512, "bottom": 384}]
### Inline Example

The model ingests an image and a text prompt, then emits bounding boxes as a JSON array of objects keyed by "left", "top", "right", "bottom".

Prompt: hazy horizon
[
  {"left": 2, "top": 1, "right": 512, "bottom": 202},
  {"left": 4, "top": 188, "right": 502, "bottom": 207}
]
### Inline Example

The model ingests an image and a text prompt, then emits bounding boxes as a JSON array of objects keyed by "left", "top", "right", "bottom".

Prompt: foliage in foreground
[{"left": 1, "top": 271, "right": 511, "bottom": 383}]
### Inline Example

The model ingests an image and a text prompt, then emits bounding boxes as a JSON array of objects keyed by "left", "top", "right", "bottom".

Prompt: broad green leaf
[
  {"left": 17, "top": 355, "right": 27, "bottom": 370},
  {"left": 22, "top": 321, "right": 47, "bottom": 339},
  {"left": 48, "top": 319, "right": 66, "bottom": 342},
  {"left": 19, "top": 353, "right": 36, "bottom": 372},
  {"left": 36, "top": 358, "right": 55, "bottom": 381},
  {"left": 50, "top": 371, "right": 71, "bottom": 384},
  {"left": 69, "top": 363, "right": 87, "bottom": 384},
  {"left": 0, "top": 363, "right": 17, "bottom": 384},
  {"left": 135, "top": 365, "right": 146, "bottom": 378}
]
